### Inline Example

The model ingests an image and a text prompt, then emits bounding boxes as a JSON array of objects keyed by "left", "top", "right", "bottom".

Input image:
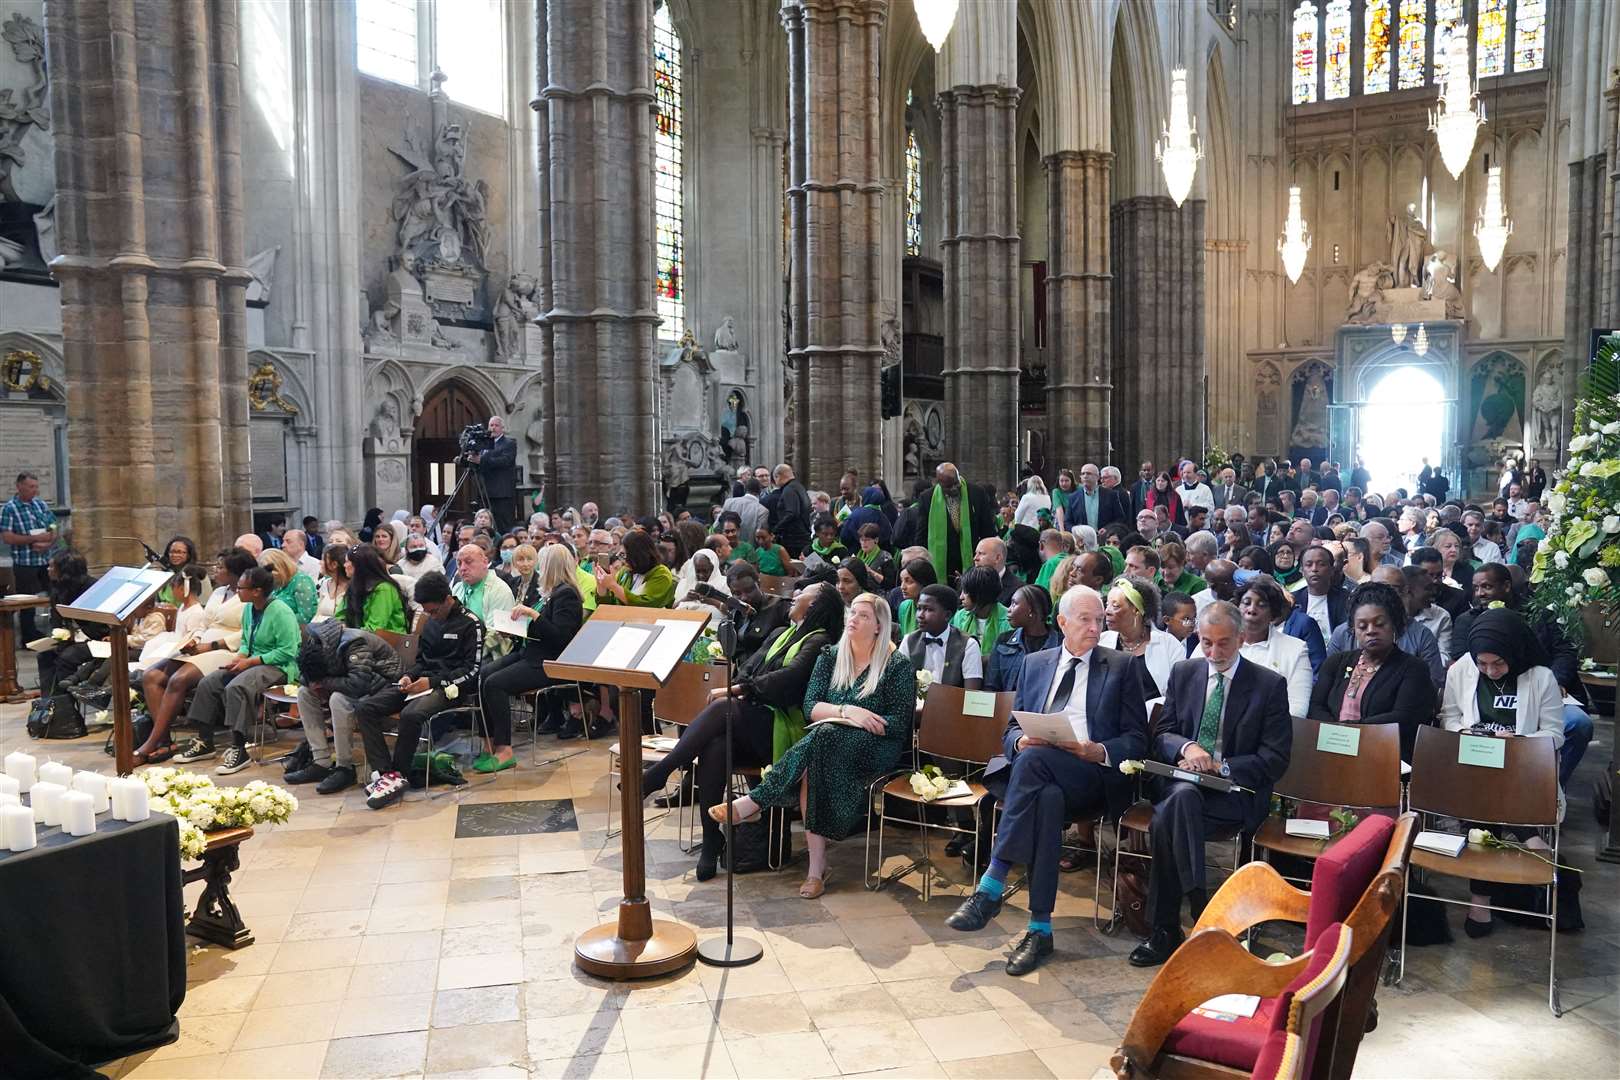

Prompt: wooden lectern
[
  {"left": 545, "top": 604, "right": 711, "bottom": 979},
  {"left": 57, "top": 566, "right": 173, "bottom": 777}
]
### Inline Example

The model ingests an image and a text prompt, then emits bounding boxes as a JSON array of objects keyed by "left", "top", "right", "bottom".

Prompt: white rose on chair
[
  {"left": 907, "top": 763, "right": 953, "bottom": 801},
  {"left": 51, "top": 628, "right": 71, "bottom": 641},
  {"left": 443, "top": 683, "right": 459, "bottom": 700},
  {"left": 915, "top": 669, "right": 933, "bottom": 696}
]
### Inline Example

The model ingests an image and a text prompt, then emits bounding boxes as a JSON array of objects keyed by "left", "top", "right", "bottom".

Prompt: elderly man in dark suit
[
  {"left": 945, "top": 585, "right": 1149, "bottom": 976},
  {"left": 1128, "top": 599, "right": 1293, "bottom": 967}
]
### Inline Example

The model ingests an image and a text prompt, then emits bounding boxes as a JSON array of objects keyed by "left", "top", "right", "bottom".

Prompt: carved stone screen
[
  {"left": 0, "top": 407, "right": 58, "bottom": 504},
  {"left": 250, "top": 418, "right": 289, "bottom": 502}
]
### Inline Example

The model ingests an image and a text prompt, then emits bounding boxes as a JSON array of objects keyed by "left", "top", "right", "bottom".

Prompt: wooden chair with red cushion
[
  {"left": 1111, "top": 811, "right": 1416, "bottom": 1080},
  {"left": 1248, "top": 922, "right": 1356, "bottom": 1080}
]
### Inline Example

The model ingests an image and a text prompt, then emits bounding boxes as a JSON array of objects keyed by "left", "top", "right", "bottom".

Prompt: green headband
[{"left": 1113, "top": 580, "right": 1145, "bottom": 614}]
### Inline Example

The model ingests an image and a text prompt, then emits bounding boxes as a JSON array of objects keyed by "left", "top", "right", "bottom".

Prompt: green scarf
[
  {"left": 1034, "top": 553, "right": 1065, "bottom": 590},
  {"left": 764, "top": 629, "right": 812, "bottom": 761},
  {"left": 927, "top": 483, "right": 975, "bottom": 577},
  {"left": 951, "top": 604, "right": 1011, "bottom": 659},
  {"left": 897, "top": 597, "right": 918, "bottom": 639},
  {"left": 856, "top": 547, "right": 882, "bottom": 566}
]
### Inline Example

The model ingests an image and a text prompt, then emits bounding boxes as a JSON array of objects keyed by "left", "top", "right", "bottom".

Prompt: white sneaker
[{"left": 173, "top": 738, "right": 216, "bottom": 763}]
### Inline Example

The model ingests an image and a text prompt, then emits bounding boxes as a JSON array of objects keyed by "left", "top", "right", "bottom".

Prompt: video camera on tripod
[{"left": 457, "top": 422, "right": 494, "bottom": 465}]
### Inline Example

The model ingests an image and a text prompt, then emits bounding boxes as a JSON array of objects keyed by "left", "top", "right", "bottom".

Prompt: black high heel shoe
[{"left": 695, "top": 837, "right": 724, "bottom": 882}]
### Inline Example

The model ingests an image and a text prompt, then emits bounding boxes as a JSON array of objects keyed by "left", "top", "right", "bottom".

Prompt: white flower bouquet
[
  {"left": 907, "top": 763, "right": 953, "bottom": 801},
  {"left": 139, "top": 768, "right": 299, "bottom": 861}
]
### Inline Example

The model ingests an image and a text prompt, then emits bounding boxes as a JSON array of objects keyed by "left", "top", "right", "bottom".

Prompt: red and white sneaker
[{"left": 365, "top": 770, "right": 408, "bottom": 810}]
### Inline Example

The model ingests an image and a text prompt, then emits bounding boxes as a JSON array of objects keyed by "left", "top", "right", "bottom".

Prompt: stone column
[
  {"left": 535, "top": 0, "right": 661, "bottom": 512},
  {"left": 1043, "top": 150, "right": 1113, "bottom": 469},
  {"left": 1110, "top": 196, "right": 1206, "bottom": 471},
  {"left": 782, "top": 0, "right": 887, "bottom": 489},
  {"left": 45, "top": 0, "right": 250, "bottom": 565},
  {"left": 939, "top": 84, "right": 1020, "bottom": 494}
]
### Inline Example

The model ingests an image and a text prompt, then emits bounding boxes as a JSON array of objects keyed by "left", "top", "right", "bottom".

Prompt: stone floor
[{"left": 1, "top": 669, "right": 1616, "bottom": 1079}]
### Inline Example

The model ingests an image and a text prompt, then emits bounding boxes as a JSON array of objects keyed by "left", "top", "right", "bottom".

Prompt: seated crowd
[{"left": 19, "top": 450, "right": 1592, "bottom": 971}]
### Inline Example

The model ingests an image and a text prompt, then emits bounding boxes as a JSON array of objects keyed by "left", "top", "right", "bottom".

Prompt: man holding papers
[
  {"left": 1128, "top": 600, "right": 1292, "bottom": 968},
  {"left": 945, "top": 585, "right": 1147, "bottom": 976}
]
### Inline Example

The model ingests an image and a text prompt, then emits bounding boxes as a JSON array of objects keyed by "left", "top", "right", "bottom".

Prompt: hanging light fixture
[
  {"left": 1156, "top": 68, "right": 1202, "bottom": 207},
  {"left": 1473, "top": 165, "right": 1513, "bottom": 271},
  {"left": 913, "top": 0, "right": 959, "bottom": 51},
  {"left": 1430, "top": 27, "right": 1484, "bottom": 179},
  {"left": 1391, "top": 323, "right": 1408, "bottom": 345},
  {"left": 1278, "top": 185, "right": 1312, "bottom": 284},
  {"left": 1412, "top": 323, "right": 1430, "bottom": 356}
]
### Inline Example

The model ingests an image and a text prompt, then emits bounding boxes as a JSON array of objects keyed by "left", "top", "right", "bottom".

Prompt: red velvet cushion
[
  {"left": 1303, "top": 814, "right": 1393, "bottom": 948},
  {"left": 1249, "top": 1029, "right": 1292, "bottom": 1080},
  {"left": 1165, "top": 923, "right": 1350, "bottom": 1073}
]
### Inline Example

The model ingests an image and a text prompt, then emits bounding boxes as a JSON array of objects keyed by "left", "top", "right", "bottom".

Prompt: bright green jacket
[
  {"left": 616, "top": 564, "right": 676, "bottom": 608},
  {"left": 239, "top": 597, "right": 301, "bottom": 681},
  {"left": 334, "top": 583, "right": 408, "bottom": 634},
  {"left": 273, "top": 571, "right": 319, "bottom": 624}
]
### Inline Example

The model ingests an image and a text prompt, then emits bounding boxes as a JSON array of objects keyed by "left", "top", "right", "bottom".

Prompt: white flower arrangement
[
  {"left": 50, "top": 628, "right": 71, "bottom": 641},
  {"left": 706, "top": 639, "right": 726, "bottom": 661},
  {"left": 139, "top": 768, "right": 299, "bottom": 862},
  {"left": 915, "top": 669, "right": 933, "bottom": 695},
  {"left": 907, "top": 763, "right": 953, "bottom": 801}
]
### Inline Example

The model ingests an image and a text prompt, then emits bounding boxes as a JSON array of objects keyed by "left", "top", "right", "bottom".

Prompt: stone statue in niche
[
  {"left": 1422, "top": 250, "right": 1464, "bottom": 319},
  {"left": 713, "top": 317, "right": 739, "bottom": 353},
  {"left": 245, "top": 246, "right": 280, "bottom": 304},
  {"left": 1387, "top": 203, "right": 1431, "bottom": 289},
  {"left": 0, "top": 13, "right": 52, "bottom": 206},
  {"left": 1344, "top": 262, "right": 1394, "bottom": 324},
  {"left": 524, "top": 401, "right": 545, "bottom": 477},
  {"left": 881, "top": 317, "right": 902, "bottom": 366},
  {"left": 371, "top": 397, "right": 403, "bottom": 453},
  {"left": 1256, "top": 364, "right": 1282, "bottom": 452},
  {"left": 492, "top": 274, "right": 539, "bottom": 361},
  {"left": 903, "top": 411, "right": 922, "bottom": 480},
  {"left": 1531, "top": 360, "right": 1565, "bottom": 457},
  {"left": 720, "top": 389, "right": 750, "bottom": 465},
  {"left": 1289, "top": 371, "right": 1331, "bottom": 450}
]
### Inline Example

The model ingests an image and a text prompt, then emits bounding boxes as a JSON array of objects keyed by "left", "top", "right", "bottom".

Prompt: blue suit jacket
[
  {"left": 1281, "top": 609, "right": 1327, "bottom": 676},
  {"left": 982, "top": 644, "right": 1149, "bottom": 813},
  {"left": 1153, "top": 657, "right": 1293, "bottom": 829}
]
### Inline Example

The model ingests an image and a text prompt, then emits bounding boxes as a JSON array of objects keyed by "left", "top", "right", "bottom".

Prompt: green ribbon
[
  {"left": 927, "top": 482, "right": 976, "bottom": 577},
  {"left": 952, "top": 603, "right": 1011, "bottom": 659},
  {"left": 764, "top": 630, "right": 811, "bottom": 761}
]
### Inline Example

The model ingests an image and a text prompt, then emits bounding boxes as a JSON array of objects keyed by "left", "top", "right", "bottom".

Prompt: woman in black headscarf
[
  {"left": 641, "top": 582, "right": 846, "bottom": 879},
  {"left": 1439, "top": 606, "right": 1566, "bottom": 938}
]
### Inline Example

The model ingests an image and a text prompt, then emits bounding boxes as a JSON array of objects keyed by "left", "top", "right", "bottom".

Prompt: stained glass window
[
  {"left": 1292, "top": 2, "right": 1319, "bottom": 105},
  {"left": 1513, "top": 0, "right": 1546, "bottom": 72},
  {"left": 1432, "top": 0, "right": 1463, "bottom": 84},
  {"left": 1324, "top": 0, "right": 1352, "bottom": 99},
  {"left": 1397, "top": 0, "right": 1426, "bottom": 89},
  {"left": 1475, "top": 0, "right": 1508, "bottom": 77},
  {"left": 1362, "top": 0, "right": 1391, "bottom": 93},
  {"left": 904, "top": 130, "right": 922, "bottom": 257},
  {"left": 653, "top": 4, "right": 683, "bottom": 338}
]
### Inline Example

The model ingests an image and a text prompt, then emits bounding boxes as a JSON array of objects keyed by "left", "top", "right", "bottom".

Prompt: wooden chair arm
[
  {"left": 1111, "top": 929, "right": 1312, "bottom": 1079},
  {"left": 1191, "top": 861, "right": 1313, "bottom": 938}
]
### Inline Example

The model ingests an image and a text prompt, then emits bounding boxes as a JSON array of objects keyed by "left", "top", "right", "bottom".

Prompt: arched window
[
  {"left": 1324, "top": 0, "right": 1352, "bottom": 99},
  {"left": 905, "top": 128, "right": 922, "bottom": 257},
  {"left": 1514, "top": 0, "right": 1546, "bottom": 72},
  {"left": 653, "top": 4, "right": 684, "bottom": 338},
  {"left": 1476, "top": 0, "right": 1508, "bottom": 78},
  {"left": 1292, "top": 2, "right": 1319, "bottom": 104},
  {"left": 1396, "top": 0, "right": 1426, "bottom": 89},
  {"left": 1363, "top": 0, "right": 1391, "bottom": 94},
  {"left": 354, "top": 0, "right": 506, "bottom": 116}
]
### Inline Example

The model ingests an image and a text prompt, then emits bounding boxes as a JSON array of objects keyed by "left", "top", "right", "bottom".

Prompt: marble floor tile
[
  {"left": 910, "top": 1009, "right": 1027, "bottom": 1062},
  {"left": 319, "top": 1030, "right": 429, "bottom": 1078},
  {"left": 424, "top": 1019, "right": 531, "bottom": 1074},
  {"left": 815, "top": 1018, "right": 935, "bottom": 1075},
  {"left": 727, "top": 1030, "right": 841, "bottom": 1079},
  {"left": 216, "top": 1039, "right": 330, "bottom": 1079},
  {"left": 329, "top": 992, "right": 434, "bottom": 1039}
]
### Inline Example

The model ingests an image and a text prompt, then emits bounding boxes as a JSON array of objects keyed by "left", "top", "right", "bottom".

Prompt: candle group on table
[
  {"left": 110, "top": 778, "right": 150, "bottom": 822},
  {"left": 4, "top": 751, "right": 37, "bottom": 794},
  {"left": 60, "top": 791, "right": 96, "bottom": 836},
  {"left": 2, "top": 803, "right": 35, "bottom": 851},
  {"left": 71, "top": 772, "right": 112, "bottom": 814},
  {"left": 30, "top": 781, "right": 65, "bottom": 825},
  {"left": 37, "top": 761, "right": 74, "bottom": 790}
]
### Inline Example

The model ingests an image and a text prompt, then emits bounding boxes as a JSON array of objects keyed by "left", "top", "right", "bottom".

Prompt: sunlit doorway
[{"left": 1358, "top": 366, "right": 1446, "bottom": 495}]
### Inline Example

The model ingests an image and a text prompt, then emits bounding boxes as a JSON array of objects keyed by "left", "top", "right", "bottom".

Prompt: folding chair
[
  {"left": 1253, "top": 717, "right": 1402, "bottom": 884},
  {"left": 1104, "top": 798, "right": 1251, "bottom": 936},
  {"left": 864, "top": 684, "right": 1014, "bottom": 900},
  {"left": 607, "top": 661, "right": 728, "bottom": 841},
  {"left": 1398, "top": 725, "right": 1563, "bottom": 1016}
]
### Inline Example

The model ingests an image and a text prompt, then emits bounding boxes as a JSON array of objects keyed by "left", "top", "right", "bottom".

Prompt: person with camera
[{"left": 464, "top": 414, "right": 519, "bottom": 531}]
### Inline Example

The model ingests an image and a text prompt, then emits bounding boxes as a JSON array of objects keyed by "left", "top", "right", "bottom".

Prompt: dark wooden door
[{"left": 414, "top": 381, "right": 490, "bottom": 518}]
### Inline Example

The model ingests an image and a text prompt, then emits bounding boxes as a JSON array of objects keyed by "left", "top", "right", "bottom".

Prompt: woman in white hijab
[{"left": 674, "top": 548, "right": 730, "bottom": 605}]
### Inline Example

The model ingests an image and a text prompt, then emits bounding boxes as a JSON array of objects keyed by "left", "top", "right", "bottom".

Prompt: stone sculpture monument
[{"left": 1388, "top": 203, "right": 1430, "bottom": 288}]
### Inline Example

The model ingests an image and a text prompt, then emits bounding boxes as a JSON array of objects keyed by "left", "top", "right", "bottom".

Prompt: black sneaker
[
  {"left": 315, "top": 765, "right": 356, "bottom": 795},
  {"left": 215, "top": 745, "right": 251, "bottom": 775},
  {"left": 946, "top": 890, "right": 1004, "bottom": 932},
  {"left": 366, "top": 771, "right": 408, "bottom": 810},
  {"left": 279, "top": 741, "right": 313, "bottom": 773},
  {"left": 173, "top": 738, "right": 216, "bottom": 764},
  {"left": 1005, "top": 930, "right": 1054, "bottom": 976},
  {"left": 283, "top": 762, "right": 333, "bottom": 785}
]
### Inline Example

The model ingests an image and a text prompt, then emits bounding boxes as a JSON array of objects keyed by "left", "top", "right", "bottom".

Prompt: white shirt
[
  {"left": 908, "top": 628, "right": 983, "bottom": 685},
  {"left": 296, "top": 552, "right": 321, "bottom": 578},
  {"left": 1098, "top": 628, "right": 1184, "bottom": 702},
  {"left": 1306, "top": 591, "right": 1332, "bottom": 645},
  {"left": 1472, "top": 538, "right": 1505, "bottom": 565},
  {"left": 1014, "top": 492, "right": 1048, "bottom": 528},
  {"left": 1178, "top": 482, "right": 1215, "bottom": 512},
  {"left": 1414, "top": 604, "right": 1453, "bottom": 663},
  {"left": 1044, "top": 646, "right": 1094, "bottom": 745}
]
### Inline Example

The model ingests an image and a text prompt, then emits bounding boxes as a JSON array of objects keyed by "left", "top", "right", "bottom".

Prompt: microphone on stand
[
  {"left": 697, "top": 607, "right": 763, "bottom": 968},
  {"left": 106, "top": 536, "right": 166, "bottom": 568}
]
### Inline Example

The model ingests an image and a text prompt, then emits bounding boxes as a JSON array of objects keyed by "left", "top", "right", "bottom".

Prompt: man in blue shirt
[{"left": 0, "top": 471, "right": 57, "bottom": 642}]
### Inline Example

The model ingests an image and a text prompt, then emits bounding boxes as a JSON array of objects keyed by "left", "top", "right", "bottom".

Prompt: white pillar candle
[
  {"left": 71, "top": 772, "right": 112, "bottom": 814},
  {"left": 37, "top": 761, "right": 74, "bottom": 789},
  {"left": 2, "top": 803, "right": 35, "bottom": 852},
  {"left": 0, "top": 790, "right": 18, "bottom": 807},
  {"left": 0, "top": 774, "right": 19, "bottom": 799},
  {"left": 60, "top": 791, "right": 96, "bottom": 836},
  {"left": 4, "top": 751, "right": 37, "bottom": 794},
  {"left": 30, "top": 781, "right": 65, "bottom": 825},
  {"left": 112, "top": 778, "right": 150, "bottom": 823}
]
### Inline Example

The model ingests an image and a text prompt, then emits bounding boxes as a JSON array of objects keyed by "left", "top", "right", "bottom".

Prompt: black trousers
[
  {"left": 350, "top": 687, "right": 413, "bottom": 775},
  {"left": 1146, "top": 779, "right": 1250, "bottom": 929},
  {"left": 480, "top": 651, "right": 554, "bottom": 747},
  {"left": 13, "top": 566, "right": 46, "bottom": 641},
  {"left": 645, "top": 697, "right": 774, "bottom": 847},
  {"left": 488, "top": 496, "right": 516, "bottom": 533}
]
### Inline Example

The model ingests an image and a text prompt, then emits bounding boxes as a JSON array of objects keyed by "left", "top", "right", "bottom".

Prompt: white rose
[
  {"left": 1604, "top": 516, "right": 1620, "bottom": 535},
  {"left": 1554, "top": 551, "right": 1570, "bottom": 570},
  {"left": 444, "top": 683, "right": 459, "bottom": 700},
  {"left": 1603, "top": 420, "right": 1620, "bottom": 435},
  {"left": 1569, "top": 434, "right": 1594, "bottom": 454},
  {"left": 1581, "top": 461, "right": 1602, "bottom": 477},
  {"left": 1467, "top": 828, "right": 1493, "bottom": 846},
  {"left": 1583, "top": 568, "right": 1610, "bottom": 589},
  {"left": 1545, "top": 491, "right": 1567, "bottom": 514}
]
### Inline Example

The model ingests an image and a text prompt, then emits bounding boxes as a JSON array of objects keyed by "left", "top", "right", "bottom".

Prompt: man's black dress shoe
[
  {"left": 1005, "top": 931, "right": 1054, "bottom": 976},
  {"left": 945, "top": 890, "right": 1003, "bottom": 932},
  {"left": 1127, "top": 927, "right": 1185, "bottom": 968}
]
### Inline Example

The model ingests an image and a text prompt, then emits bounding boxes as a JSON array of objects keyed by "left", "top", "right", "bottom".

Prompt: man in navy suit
[
  {"left": 1128, "top": 600, "right": 1293, "bottom": 967},
  {"left": 1067, "top": 463, "right": 1130, "bottom": 530},
  {"left": 946, "top": 585, "right": 1149, "bottom": 975}
]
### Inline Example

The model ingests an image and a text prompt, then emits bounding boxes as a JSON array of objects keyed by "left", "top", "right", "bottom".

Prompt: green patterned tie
[{"left": 1197, "top": 671, "right": 1225, "bottom": 754}]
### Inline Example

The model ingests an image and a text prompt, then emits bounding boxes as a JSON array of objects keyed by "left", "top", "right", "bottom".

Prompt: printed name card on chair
[{"left": 545, "top": 604, "right": 713, "bottom": 979}]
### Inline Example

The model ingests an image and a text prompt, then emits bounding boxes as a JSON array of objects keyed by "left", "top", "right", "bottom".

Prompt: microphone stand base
[{"left": 696, "top": 934, "right": 764, "bottom": 967}]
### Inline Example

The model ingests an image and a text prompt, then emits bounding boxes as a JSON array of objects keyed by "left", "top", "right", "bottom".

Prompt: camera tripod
[{"left": 440, "top": 454, "right": 493, "bottom": 522}]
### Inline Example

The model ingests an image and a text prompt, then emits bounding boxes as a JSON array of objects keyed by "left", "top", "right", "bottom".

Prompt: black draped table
[{"left": 0, "top": 814, "right": 187, "bottom": 1078}]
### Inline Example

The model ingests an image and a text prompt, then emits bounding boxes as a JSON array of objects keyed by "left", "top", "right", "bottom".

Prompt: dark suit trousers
[
  {"left": 991, "top": 746, "right": 1110, "bottom": 917},
  {"left": 489, "top": 497, "right": 516, "bottom": 533},
  {"left": 1147, "top": 779, "right": 1249, "bottom": 927}
]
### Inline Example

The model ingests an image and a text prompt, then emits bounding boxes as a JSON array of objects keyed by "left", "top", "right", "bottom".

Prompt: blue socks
[
  {"left": 1028, "top": 917, "right": 1053, "bottom": 935},
  {"left": 977, "top": 859, "right": 1011, "bottom": 900}
]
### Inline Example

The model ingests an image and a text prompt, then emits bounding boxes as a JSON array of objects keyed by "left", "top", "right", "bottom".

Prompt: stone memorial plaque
[
  {"left": 0, "top": 407, "right": 58, "bottom": 503},
  {"left": 454, "top": 798, "right": 578, "bottom": 838},
  {"left": 250, "top": 418, "right": 288, "bottom": 501}
]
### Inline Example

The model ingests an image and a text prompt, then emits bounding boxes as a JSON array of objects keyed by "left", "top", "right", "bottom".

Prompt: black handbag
[
  {"left": 723, "top": 815, "right": 792, "bottom": 874},
  {"left": 26, "top": 694, "right": 85, "bottom": 740}
]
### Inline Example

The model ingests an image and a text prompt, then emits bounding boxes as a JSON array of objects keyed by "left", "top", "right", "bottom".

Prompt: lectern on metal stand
[
  {"left": 546, "top": 604, "right": 711, "bottom": 979},
  {"left": 57, "top": 566, "right": 174, "bottom": 777}
]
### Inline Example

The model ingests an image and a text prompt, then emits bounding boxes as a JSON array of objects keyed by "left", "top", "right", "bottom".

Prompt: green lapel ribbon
[
  {"left": 765, "top": 630, "right": 811, "bottom": 761},
  {"left": 927, "top": 482, "right": 976, "bottom": 577}
]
